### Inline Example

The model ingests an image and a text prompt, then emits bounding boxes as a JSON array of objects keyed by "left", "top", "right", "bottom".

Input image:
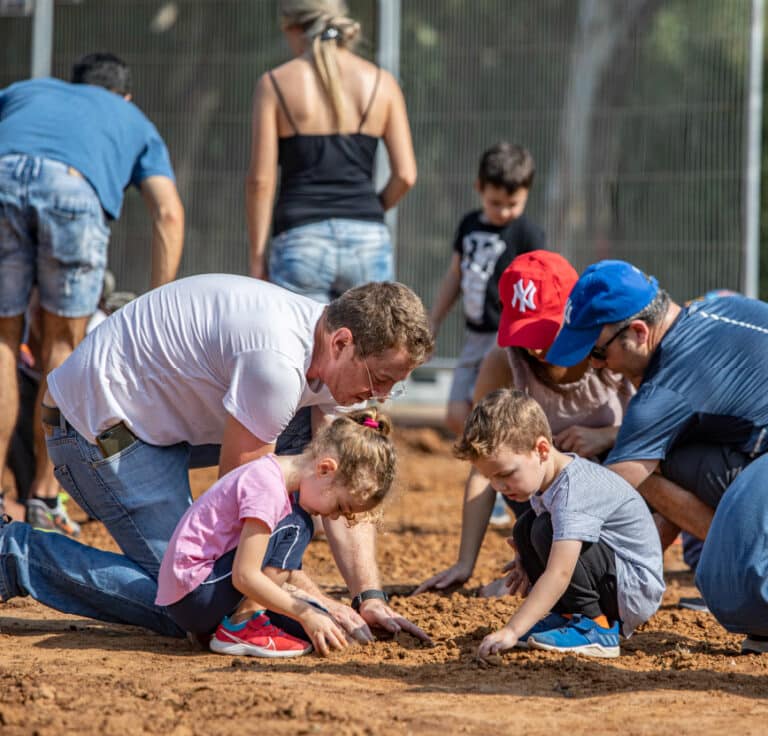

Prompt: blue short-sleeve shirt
[
  {"left": 606, "top": 295, "right": 768, "bottom": 465},
  {"left": 0, "top": 77, "right": 174, "bottom": 219}
]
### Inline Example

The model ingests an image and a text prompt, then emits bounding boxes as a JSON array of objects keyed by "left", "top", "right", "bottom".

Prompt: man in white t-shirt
[{"left": 0, "top": 275, "right": 433, "bottom": 642}]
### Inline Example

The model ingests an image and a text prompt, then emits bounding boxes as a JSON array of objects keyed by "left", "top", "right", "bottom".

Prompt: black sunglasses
[{"left": 590, "top": 325, "right": 630, "bottom": 361}]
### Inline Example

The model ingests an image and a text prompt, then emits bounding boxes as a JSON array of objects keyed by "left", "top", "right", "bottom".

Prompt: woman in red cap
[{"left": 414, "top": 250, "right": 634, "bottom": 597}]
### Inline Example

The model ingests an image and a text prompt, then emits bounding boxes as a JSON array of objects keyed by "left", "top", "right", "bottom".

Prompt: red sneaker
[{"left": 209, "top": 613, "right": 312, "bottom": 658}]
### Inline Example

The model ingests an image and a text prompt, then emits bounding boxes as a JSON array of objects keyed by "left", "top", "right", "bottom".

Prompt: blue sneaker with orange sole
[
  {"left": 515, "top": 612, "right": 570, "bottom": 648},
  {"left": 528, "top": 614, "right": 620, "bottom": 658}
]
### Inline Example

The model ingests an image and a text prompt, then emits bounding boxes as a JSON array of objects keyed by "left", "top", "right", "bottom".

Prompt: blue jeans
[
  {"left": 0, "top": 408, "right": 312, "bottom": 636},
  {"left": 0, "top": 154, "right": 109, "bottom": 318},
  {"left": 696, "top": 454, "right": 768, "bottom": 635},
  {"left": 269, "top": 218, "right": 391, "bottom": 303}
]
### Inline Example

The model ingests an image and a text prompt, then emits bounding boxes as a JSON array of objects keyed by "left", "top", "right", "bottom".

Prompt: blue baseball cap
[{"left": 545, "top": 260, "right": 659, "bottom": 367}]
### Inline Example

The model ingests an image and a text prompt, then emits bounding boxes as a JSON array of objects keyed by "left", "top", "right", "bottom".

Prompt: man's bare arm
[
  {"left": 139, "top": 175, "right": 184, "bottom": 288},
  {"left": 218, "top": 414, "right": 274, "bottom": 478},
  {"left": 608, "top": 458, "right": 713, "bottom": 540}
]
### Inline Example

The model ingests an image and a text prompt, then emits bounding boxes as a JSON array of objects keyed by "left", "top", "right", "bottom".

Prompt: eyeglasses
[
  {"left": 590, "top": 325, "right": 630, "bottom": 361},
  {"left": 361, "top": 356, "right": 407, "bottom": 401}
]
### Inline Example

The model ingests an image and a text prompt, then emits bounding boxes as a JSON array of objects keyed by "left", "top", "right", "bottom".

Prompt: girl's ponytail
[{"left": 309, "top": 408, "right": 396, "bottom": 504}]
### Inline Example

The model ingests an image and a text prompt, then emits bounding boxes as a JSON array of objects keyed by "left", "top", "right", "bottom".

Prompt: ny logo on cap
[
  {"left": 511, "top": 278, "right": 537, "bottom": 313},
  {"left": 564, "top": 299, "right": 573, "bottom": 324}
]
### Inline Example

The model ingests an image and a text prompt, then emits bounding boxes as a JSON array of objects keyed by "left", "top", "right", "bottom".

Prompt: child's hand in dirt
[
  {"left": 300, "top": 608, "right": 348, "bottom": 656},
  {"left": 478, "top": 626, "right": 518, "bottom": 658}
]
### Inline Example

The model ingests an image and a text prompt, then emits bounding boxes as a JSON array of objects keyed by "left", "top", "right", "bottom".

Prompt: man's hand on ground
[
  {"left": 359, "top": 598, "right": 432, "bottom": 644},
  {"left": 321, "top": 599, "right": 375, "bottom": 644}
]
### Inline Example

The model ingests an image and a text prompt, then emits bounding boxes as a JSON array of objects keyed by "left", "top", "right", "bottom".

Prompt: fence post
[
  {"left": 31, "top": 0, "right": 54, "bottom": 77},
  {"left": 744, "top": 0, "right": 764, "bottom": 298},
  {"left": 376, "top": 0, "right": 402, "bottom": 267}
]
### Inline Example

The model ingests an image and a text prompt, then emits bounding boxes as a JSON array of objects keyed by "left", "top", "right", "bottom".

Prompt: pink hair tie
[{"left": 363, "top": 417, "right": 380, "bottom": 429}]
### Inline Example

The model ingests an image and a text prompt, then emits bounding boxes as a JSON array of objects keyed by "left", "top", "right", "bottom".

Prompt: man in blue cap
[{"left": 546, "top": 259, "right": 768, "bottom": 655}]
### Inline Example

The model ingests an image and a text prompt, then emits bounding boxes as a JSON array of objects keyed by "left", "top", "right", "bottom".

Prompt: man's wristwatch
[{"left": 351, "top": 589, "right": 389, "bottom": 611}]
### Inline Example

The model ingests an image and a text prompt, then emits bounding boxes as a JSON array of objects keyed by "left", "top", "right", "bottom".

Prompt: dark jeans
[
  {"left": 513, "top": 509, "right": 619, "bottom": 622},
  {"left": 661, "top": 442, "right": 753, "bottom": 571},
  {"left": 661, "top": 442, "right": 751, "bottom": 511}
]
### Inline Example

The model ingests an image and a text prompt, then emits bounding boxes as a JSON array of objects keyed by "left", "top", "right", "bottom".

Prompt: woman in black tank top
[{"left": 246, "top": 0, "right": 416, "bottom": 303}]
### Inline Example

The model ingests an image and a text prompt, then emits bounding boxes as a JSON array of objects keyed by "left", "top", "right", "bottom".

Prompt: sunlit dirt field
[{"left": 1, "top": 426, "right": 766, "bottom": 735}]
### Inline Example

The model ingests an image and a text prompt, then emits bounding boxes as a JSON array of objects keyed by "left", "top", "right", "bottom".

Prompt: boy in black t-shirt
[{"left": 430, "top": 142, "right": 545, "bottom": 435}]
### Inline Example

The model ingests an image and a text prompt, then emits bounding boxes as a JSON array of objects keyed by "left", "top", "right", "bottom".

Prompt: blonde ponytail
[{"left": 279, "top": 0, "right": 362, "bottom": 130}]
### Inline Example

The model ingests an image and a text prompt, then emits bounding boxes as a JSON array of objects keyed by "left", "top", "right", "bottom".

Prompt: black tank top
[{"left": 269, "top": 69, "right": 385, "bottom": 236}]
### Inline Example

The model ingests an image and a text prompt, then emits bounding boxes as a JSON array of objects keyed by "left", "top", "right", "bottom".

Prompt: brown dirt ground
[{"left": 2, "top": 425, "right": 767, "bottom": 735}]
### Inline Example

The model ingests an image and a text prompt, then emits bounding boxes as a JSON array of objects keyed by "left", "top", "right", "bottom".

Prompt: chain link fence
[{"left": 0, "top": 0, "right": 756, "bottom": 358}]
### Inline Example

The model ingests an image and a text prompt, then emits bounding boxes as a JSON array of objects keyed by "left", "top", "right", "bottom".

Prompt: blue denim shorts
[
  {"left": 0, "top": 154, "right": 109, "bottom": 318},
  {"left": 269, "top": 218, "right": 392, "bottom": 303}
]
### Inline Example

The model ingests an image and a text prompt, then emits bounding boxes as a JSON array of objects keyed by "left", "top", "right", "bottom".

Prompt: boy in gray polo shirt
[{"left": 456, "top": 389, "right": 664, "bottom": 659}]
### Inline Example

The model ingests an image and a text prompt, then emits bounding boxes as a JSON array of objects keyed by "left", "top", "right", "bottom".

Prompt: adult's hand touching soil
[{"left": 359, "top": 598, "right": 432, "bottom": 643}]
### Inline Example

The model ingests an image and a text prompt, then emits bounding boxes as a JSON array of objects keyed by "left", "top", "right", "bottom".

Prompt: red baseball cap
[{"left": 497, "top": 250, "right": 579, "bottom": 350}]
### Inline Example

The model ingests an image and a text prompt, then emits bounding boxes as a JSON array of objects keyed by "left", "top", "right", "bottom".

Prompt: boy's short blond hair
[{"left": 454, "top": 389, "right": 552, "bottom": 462}]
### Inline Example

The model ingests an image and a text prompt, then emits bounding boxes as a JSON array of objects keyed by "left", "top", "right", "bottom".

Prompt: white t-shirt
[{"left": 48, "top": 274, "right": 337, "bottom": 445}]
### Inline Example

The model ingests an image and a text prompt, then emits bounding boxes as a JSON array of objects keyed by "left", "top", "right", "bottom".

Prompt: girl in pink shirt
[{"left": 156, "top": 409, "right": 395, "bottom": 658}]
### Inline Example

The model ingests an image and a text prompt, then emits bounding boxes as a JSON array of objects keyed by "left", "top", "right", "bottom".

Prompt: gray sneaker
[
  {"left": 742, "top": 635, "right": 768, "bottom": 654},
  {"left": 26, "top": 494, "right": 81, "bottom": 537}
]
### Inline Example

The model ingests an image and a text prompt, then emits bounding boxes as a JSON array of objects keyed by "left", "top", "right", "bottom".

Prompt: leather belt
[{"left": 41, "top": 405, "right": 62, "bottom": 427}]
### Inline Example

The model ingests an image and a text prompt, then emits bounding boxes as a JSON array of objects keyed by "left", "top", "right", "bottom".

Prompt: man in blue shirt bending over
[
  {"left": 546, "top": 260, "right": 768, "bottom": 656},
  {"left": 0, "top": 53, "right": 185, "bottom": 534}
]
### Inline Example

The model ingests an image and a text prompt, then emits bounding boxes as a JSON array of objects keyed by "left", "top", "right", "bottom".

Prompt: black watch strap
[{"left": 351, "top": 589, "right": 389, "bottom": 611}]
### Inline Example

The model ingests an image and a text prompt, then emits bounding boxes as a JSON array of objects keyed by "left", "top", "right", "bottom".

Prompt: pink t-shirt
[{"left": 155, "top": 454, "right": 292, "bottom": 606}]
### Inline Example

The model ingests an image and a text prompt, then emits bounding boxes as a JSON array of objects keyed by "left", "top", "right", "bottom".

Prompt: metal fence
[{"left": 0, "top": 0, "right": 758, "bottom": 359}]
